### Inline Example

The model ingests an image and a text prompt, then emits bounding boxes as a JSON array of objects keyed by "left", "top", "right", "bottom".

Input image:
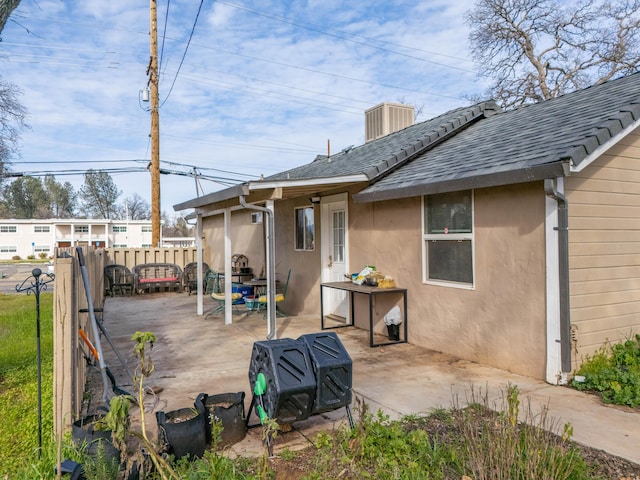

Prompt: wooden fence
[
  {"left": 105, "top": 247, "right": 198, "bottom": 270},
  {"left": 52, "top": 246, "right": 198, "bottom": 437}
]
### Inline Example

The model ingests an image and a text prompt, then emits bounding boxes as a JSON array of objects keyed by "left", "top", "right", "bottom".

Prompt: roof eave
[
  {"left": 353, "top": 162, "right": 570, "bottom": 203},
  {"left": 173, "top": 184, "right": 250, "bottom": 211},
  {"left": 248, "top": 174, "right": 368, "bottom": 190}
]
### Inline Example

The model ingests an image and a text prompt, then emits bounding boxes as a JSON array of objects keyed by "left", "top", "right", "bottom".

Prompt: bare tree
[
  {"left": 79, "top": 170, "right": 121, "bottom": 219},
  {"left": 124, "top": 193, "right": 151, "bottom": 220},
  {"left": 0, "top": 0, "right": 21, "bottom": 35},
  {"left": 0, "top": 75, "right": 28, "bottom": 188},
  {"left": 466, "top": 0, "right": 640, "bottom": 108}
]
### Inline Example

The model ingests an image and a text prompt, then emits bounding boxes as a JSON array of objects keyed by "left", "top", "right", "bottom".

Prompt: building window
[
  {"left": 251, "top": 212, "right": 263, "bottom": 224},
  {"left": 141, "top": 243, "right": 152, "bottom": 248},
  {"left": 295, "top": 207, "right": 315, "bottom": 251},
  {"left": 113, "top": 225, "right": 127, "bottom": 233},
  {"left": 112, "top": 244, "right": 128, "bottom": 248},
  {"left": 141, "top": 225, "right": 152, "bottom": 232},
  {"left": 74, "top": 225, "right": 89, "bottom": 233},
  {"left": 34, "top": 225, "right": 50, "bottom": 233},
  {"left": 34, "top": 245, "right": 50, "bottom": 253},
  {"left": 0, "top": 225, "right": 17, "bottom": 233},
  {"left": 423, "top": 190, "right": 474, "bottom": 286},
  {"left": 0, "top": 246, "right": 17, "bottom": 253}
]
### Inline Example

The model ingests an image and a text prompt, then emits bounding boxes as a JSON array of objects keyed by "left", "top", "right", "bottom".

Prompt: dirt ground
[{"left": 81, "top": 367, "right": 640, "bottom": 479}]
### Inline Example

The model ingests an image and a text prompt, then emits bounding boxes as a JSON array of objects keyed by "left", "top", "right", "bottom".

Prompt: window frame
[
  {"left": 74, "top": 225, "right": 89, "bottom": 233},
  {"left": 34, "top": 225, "right": 51, "bottom": 233},
  {"left": 113, "top": 225, "right": 127, "bottom": 233},
  {"left": 0, "top": 245, "right": 17, "bottom": 253},
  {"left": 422, "top": 190, "right": 475, "bottom": 289},
  {"left": 0, "top": 225, "right": 17, "bottom": 233},
  {"left": 141, "top": 225, "right": 152, "bottom": 233},
  {"left": 294, "top": 206, "right": 315, "bottom": 251}
]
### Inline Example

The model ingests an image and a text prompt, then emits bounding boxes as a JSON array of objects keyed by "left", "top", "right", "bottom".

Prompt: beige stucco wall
[
  {"left": 345, "top": 183, "right": 548, "bottom": 379},
  {"left": 272, "top": 183, "right": 548, "bottom": 379},
  {"left": 566, "top": 127, "right": 640, "bottom": 367},
  {"left": 201, "top": 210, "right": 266, "bottom": 276}
]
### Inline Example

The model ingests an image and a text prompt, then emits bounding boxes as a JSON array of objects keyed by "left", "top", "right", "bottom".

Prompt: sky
[{"left": 0, "top": 0, "right": 489, "bottom": 217}]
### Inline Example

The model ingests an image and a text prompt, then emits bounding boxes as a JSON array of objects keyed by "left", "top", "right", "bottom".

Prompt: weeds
[{"left": 573, "top": 333, "right": 640, "bottom": 407}]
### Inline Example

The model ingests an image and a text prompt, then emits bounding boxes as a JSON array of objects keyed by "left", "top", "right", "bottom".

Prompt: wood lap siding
[{"left": 566, "top": 129, "right": 640, "bottom": 367}]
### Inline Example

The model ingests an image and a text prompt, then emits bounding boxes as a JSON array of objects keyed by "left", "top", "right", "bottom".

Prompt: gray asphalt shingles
[{"left": 362, "top": 73, "right": 640, "bottom": 198}]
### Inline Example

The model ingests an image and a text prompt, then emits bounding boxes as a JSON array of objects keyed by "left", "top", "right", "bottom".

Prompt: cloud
[{"left": 1, "top": 0, "right": 487, "bottom": 213}]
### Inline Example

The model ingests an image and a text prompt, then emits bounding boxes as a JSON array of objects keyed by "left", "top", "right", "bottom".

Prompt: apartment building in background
[{"left": 0, "top": 219, "right": 158, "bottom": 260}]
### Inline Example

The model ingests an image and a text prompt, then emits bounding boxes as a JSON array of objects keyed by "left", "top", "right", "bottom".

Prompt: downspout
[
  {"left": 239, "top": 196, "right": 277, "bottom": 339},
  {"left": 544, "top": 178, "right": 571, "bottom": 375}
]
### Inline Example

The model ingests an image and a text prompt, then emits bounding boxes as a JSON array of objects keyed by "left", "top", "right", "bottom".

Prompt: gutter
[
  {"left": 239, "top": 196, "right": 277, "bottom": 340},
  {"left": 544, "top": 178, "right": 571, "bottom": 376}
]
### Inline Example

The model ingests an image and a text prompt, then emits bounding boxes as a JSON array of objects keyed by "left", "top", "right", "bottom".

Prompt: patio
[{"left": 92, "top": 292, "right": 640, "bottom": 463}]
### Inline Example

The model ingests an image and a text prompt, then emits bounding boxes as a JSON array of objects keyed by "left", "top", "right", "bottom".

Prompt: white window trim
[
  {"left": 0, "top": 225, "right": 17, "bottom": 233},
  {"left": 0, "top": 245, "right": 18, "bottom": 253},
  {"left": 294, "top": 206, "right": 315, "bottom": 251},
  {"left": 421, "top": 191, "right": 476, "bottom": 290}
]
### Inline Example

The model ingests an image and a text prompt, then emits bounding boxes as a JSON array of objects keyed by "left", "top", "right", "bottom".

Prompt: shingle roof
[
  {"left": 355, "top": 72, "right": 640, "bottom": 202},
  {"left": 264, "top": 101, "right": 500, "bottom": 182}
]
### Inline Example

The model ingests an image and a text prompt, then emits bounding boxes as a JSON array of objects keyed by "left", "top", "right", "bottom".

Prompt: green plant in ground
[
  {"left": 82, "top": 441, "right": 120, "bottom": 480},
  {"left": 130, "top": 330, "right": 179, "bottom": 480},
  {"left": 573, "top": 333, "right": 640, "bottom": 407},
  {"left": 95, "top": 394, "right": 132, "bottom": 464},
  {"left": 462, "top": 391, "right": 586, "bottom": 480}
]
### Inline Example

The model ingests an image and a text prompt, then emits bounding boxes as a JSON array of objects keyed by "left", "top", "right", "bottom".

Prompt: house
[
  {"left": 0, "top": 218, "right": 155, "bottom": 260},
  {"left": 174, "top": 73, "right": 640, "bottom": 385}
]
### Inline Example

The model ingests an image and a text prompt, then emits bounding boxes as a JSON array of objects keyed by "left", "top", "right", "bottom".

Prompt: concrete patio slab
[{"left": 94, "top": 292, "right": 640, "bottom": 464}]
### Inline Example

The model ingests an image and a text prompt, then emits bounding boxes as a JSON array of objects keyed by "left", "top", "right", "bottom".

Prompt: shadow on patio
[{"left": 92, "top": 292, "right": 640, "bottom": 463}]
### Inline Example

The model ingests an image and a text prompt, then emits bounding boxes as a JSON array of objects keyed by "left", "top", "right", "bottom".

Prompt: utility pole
[{"left": 149, "top": 0, "right": 161, "bottom": 247}]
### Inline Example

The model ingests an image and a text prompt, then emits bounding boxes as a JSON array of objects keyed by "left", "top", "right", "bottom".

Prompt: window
[
  {"left": 34, "top": 245, "right": 50, "bottom": 253},
  {"left": 141, "top": 243, "right": 152, "bottom": 248},
  {"left": 251, "top": 212, "right": 263, "bottom": 224},
  {"left": 295, "top": 207, "right": 315, "bottom": 251},
  {"left": 141, "top": 225, "right": 152, "bottom": 232},
  {"left": 112, "top": 243, "right": 128, "bottom": 248},
  {"left": 0, "top": 225, "right": 17, "bottom": 233},
  {"left": 0, "top": 246, "right": 17, "bottom": 253},
  {"left": 113, "top": 225, "right": 127, "bottom": 233},
  {"left": 34, "top": 225, "right": 50, "bottom": 233},
  {"left": 423, "top": 190, "right": 474, "bottom": 286},
  {"left": 74, "top": 225, "right": 89, "bottom": 233}
]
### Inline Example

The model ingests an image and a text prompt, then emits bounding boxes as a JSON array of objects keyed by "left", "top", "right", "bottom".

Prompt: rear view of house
[{"left": 175, "top": 73, "right": 640, "bottom": 385}]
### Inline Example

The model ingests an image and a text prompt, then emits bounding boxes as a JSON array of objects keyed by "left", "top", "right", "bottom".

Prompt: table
[{"left": 320, "top": 281, "right": 408, "bottom": 347}]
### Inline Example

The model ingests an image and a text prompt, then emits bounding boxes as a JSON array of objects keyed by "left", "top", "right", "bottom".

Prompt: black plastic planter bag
[{"left": 156, "top": 400, "right": 207, "bottom": 460}]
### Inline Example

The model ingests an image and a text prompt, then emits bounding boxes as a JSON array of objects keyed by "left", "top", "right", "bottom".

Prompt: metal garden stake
[{"left": 16, "top": 268, "right": 55, "bottom": 457}]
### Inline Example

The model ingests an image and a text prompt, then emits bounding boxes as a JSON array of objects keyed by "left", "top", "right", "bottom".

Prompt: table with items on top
[{"left": 320, "top": 281, "right": 408, "bottom": 347}]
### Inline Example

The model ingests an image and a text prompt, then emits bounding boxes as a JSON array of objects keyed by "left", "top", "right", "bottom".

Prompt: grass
[{"left": 0, "top": 293, "right": 55, "bottom": 475}]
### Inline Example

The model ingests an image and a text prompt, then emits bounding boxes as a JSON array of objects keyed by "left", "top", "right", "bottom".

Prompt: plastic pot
[
  {"left": 197, "top": 392, "right": 246, "bottom": 448},
  {"left": 386, "top": 324, "right": 400, "bottom": 341},
  {"left": 72, "top": 414, "right": 119, "bottom": 463},
  {"left": 156, "top": 400, "right": 207, "bottom": 460}
]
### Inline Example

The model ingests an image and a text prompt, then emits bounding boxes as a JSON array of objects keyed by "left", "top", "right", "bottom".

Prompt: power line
[{"left": 159, "top": 0, "right": 204, "bottom": 108}]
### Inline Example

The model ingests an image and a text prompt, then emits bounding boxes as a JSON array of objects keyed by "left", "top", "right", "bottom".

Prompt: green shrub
[
  {"left": 573, "top": 334, "right": 640, "bottom": 407},
  {"left": 38, "top": 252, "right": 48, "bottom": 259}
]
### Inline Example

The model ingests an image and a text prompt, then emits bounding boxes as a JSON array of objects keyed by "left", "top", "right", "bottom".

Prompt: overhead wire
[{"left": 159, "top": 0, "right": 204, "bottom": 108}]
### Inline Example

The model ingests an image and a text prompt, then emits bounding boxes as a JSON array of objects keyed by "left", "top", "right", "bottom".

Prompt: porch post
[
  {"left": 196, "top": 213, "right": 204, "bottom": 316},
  {"left": 224, "top": 208, "right": 233, "bottom": 325}
]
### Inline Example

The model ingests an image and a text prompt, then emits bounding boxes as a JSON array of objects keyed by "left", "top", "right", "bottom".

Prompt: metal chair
[
  {"left": 257, "top": 269, "right": 291, "bottom": 317},
  {"left": 184, "top": 262, "right": 210, "bottom": 295},
  {"left": 205, "top": 271, "right": 244, "bottom": 318}
]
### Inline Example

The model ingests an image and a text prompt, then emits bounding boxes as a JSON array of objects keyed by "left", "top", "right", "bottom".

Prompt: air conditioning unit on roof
[{"left": 365, "top": 102, "right": 415, "bottom": 143}]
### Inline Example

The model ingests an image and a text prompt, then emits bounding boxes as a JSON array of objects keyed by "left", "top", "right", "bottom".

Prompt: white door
[{"left": 321, "top": 194, "right": 349, "bottom": 319}]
